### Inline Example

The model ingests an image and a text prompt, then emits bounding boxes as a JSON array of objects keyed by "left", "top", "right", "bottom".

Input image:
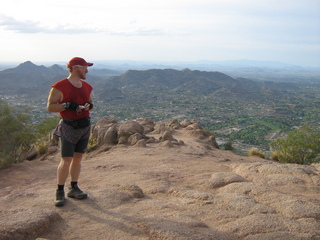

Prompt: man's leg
[
  {"left": 55, "top": 157, "right": 72, "bottom": 207},
  {"left": 55, "top": 136, "right": 75, "bottom": 207},
  {"left": 57, "top": 157, "right": 73, "bottom": 185},
  {"left": 69, "top": 137, "right": 89, "bottom": 187},
  {"left": 69, "top": 152, "right": 83, "bottom": 182},
  {"left": 67, "top": 148, "right": 88, "bottom": 199}
]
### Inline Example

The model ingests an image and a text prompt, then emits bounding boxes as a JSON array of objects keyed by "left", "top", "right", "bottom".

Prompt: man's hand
[{"left": 85, "top": 102, "right": 94, "bottom": 110}]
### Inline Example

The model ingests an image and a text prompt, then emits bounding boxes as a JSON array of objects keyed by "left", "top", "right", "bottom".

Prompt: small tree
[{"left": 270, "top": 124, "right": 320, "bottom": 165}]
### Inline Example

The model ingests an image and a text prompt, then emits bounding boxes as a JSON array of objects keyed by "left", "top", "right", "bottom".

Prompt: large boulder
[
  {"left": 183, "top": 120, "right": 219, "bottom": 148},
  {"left": 160, "top": 131, "right": 177, "bottom": 142},
  {"left": 103, "top": 125, "right": 118, "bottom": 146},
  {"left": 91, "top": 118, "right": 119, "bottom": 147},
  {"left": 135, "top": 118, "right": 155, "bottom": 134},
  {"left": 180, "top": 119, "right": 196, "bottom": 128},
  {"left": 128, "top": 133, "right": 144, "bottom": 145},
  {"left": 169, "top": 119, "right": 181, "bottom": 130},
  {"left": 118, "top": 120, "right": 145, "bottom": 144},
  {"left": 151, "top": 123, "right": 172, "bottom": 134}
]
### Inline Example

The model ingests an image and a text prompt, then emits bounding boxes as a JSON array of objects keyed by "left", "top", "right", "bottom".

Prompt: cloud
[
  {"left": 0, "top": 15, "right": 171, "bottom": 37},
  {"left": 0, "top": 15, "right": 42, "bottom": 33},
  {"left": 0, "top": 15, "right": 97, "bottom": 34}
]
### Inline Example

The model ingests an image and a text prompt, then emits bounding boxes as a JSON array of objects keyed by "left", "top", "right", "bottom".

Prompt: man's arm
[{"left": 47, "top": 87, "right": 64, "bottom": 113}]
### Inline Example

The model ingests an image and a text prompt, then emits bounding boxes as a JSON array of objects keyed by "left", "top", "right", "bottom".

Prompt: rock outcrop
[{"left": 90, "top": 118, "right": 219, "bottom": 150}]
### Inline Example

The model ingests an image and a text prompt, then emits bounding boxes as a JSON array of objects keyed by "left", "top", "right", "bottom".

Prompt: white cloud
[
  {"left": 0, "top": 14, "right": 174, "bottom": 36},
  {"left": 0, "top": 15, "right": 97, "bottom": 34}
]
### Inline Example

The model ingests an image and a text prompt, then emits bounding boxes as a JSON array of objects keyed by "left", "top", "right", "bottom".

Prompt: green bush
[
  {"left": 33, "top": 115, "right": 60, "bottom": 153},
  {"left": 0, "top": 100, "right": 60, "bottom": 168},
  {"left": 0, "top": 100, "right": 35, "bottom": 168},
  {"left": 34, "top": 115, "right": 60, "bottom": 138},
  {"left": 270, "top": 124, "right": 320, "bottom": 165},
  {"left": 224, "top": 141, "right": 234, "bottom": 151},
  {"left": 87, "top": 135, "right": 98, "bottom": 152}
]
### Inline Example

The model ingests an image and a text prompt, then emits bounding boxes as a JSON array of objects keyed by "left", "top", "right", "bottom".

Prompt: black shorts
[{"left": 61, "top": 136, "right": 89, "bottom": 157}]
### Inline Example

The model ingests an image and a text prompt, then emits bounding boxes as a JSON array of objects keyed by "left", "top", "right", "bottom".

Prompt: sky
[{"left": 0, "top": 0, "right": 319, "bottom": 67}]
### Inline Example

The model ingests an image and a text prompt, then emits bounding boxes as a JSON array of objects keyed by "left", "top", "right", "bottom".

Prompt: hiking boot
[
  {"left": 55, "top": 189, "right": 65, "bottom": 207},
  {"left": 67, "top": 186, "right": 88, "bottom": 199}
]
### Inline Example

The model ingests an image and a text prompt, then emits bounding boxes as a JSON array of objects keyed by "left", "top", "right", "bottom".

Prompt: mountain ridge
[{"left": 96, "top": 68, "right": 299, "bottom": 102}]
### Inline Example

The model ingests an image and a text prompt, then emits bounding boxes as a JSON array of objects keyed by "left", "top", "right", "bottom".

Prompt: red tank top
[{"left": 52, "top": 78, "right": 93, "bottom": 119}]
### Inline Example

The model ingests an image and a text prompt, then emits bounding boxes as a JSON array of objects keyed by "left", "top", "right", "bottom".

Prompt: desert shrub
[
  {"left": 87, "top": 135, "right": 98, "bottom": 152},
  {"left": 271, "top": 151, "right": 279, "bottom": 161},
  {"left": 36, "top": 142, "right": 49, "bottom": 155},
  {"left": 224, "top": 141, "right": 234, "bottom": 151},
  {"left": 270, "top": 124, "right": 320, "bottom": 165},
  {"left": 248, "top": 148, "right": 265, "bottom": 159}
]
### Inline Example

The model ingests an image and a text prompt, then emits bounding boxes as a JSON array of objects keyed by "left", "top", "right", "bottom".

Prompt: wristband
[
  {"left": 62, "top": 102, "right": 67, "bottom": 109},
  {"left": 64, "top": 102, "right": 79, "bottom": 111},
  {"left": 86, "top": 102, "right": 94, "bottom": 110}
]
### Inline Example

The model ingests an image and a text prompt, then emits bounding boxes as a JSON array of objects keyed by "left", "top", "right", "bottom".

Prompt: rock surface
[{"left": 0, "top": 119, "right": 319, "bottom": 240}]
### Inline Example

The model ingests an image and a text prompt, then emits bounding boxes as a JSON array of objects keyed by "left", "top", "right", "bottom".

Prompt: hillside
[{"left": 0, "top": 119, "right": 320, "bottom": 240}]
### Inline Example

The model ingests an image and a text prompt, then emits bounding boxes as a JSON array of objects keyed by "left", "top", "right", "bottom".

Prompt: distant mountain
[
  {"left": 0, "top": 61, "right": 300, "bottom": 101},
  {"left": 83, "top": 59, "right": 320, "bottom": 73},
  {"left": 82, "top": 60, "right": 320, "bottom": 83},
  {"left": 0, "top": 61, "right": 67, "bottom": 98},
  {"left": 199, "top": 59, "right": 299, "bottom": 68},
  {"left": 97, "top": 68, "right": 299, "bottom": 101},
  {"left": 100, "top": 68, "right": 237, "bottom": 90},
  {"left": 0, "top": 61, "right": 105, "bottom": 98}
]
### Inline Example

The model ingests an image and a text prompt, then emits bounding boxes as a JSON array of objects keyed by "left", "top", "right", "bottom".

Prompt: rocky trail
[{"left": 1, "top": 119, "right": 320, "bottom": 240}]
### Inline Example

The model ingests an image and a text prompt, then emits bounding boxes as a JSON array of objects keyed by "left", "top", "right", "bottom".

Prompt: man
[{"left": 47, "top": 57, "right": 94, "bottom": 207}]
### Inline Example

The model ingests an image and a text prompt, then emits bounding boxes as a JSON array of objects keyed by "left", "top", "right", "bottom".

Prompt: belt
[{"left": 62, "top": 117, "right": 91, "bottom": 129}]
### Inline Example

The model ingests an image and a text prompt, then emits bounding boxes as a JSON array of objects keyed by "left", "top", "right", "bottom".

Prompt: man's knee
[
  {"left": 72, "top": 152, "right": 84, "bottom": 163},
  {"left": 60, "top": 157, "right": 73, "bottom": 166}
]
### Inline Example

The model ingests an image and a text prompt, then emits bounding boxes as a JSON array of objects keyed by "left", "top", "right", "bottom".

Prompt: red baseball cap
[{"left": 67, "top": 57, "right": 93, "bottom": 68}]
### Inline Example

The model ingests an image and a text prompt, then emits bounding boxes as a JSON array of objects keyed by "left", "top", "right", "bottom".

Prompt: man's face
[{"left": 74, "top": 65, "right": 88, "bottom": 80}]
